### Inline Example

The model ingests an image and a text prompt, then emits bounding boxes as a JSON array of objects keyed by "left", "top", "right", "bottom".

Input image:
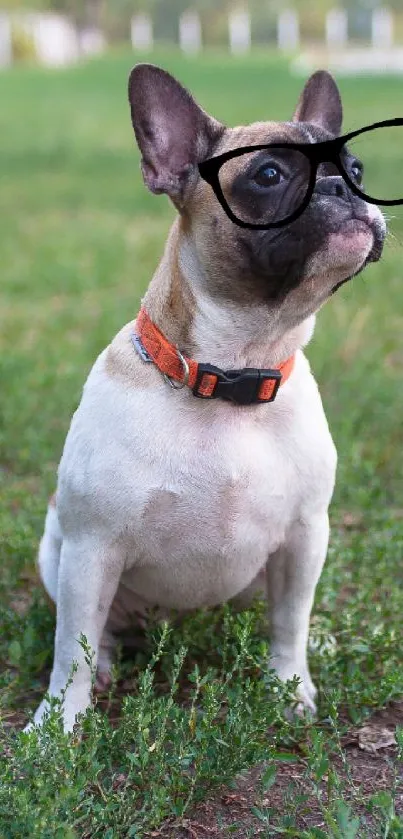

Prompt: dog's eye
[
  {"left": 351, "top": 159, "right": 363, "bottom": 185},
  {"left": 254, "top": 163, "right": 283, "bottom": 188}
]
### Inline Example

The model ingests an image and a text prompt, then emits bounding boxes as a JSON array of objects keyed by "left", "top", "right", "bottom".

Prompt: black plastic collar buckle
[{"left": 192, "top": 363, "right": 282, "bottom": 405}]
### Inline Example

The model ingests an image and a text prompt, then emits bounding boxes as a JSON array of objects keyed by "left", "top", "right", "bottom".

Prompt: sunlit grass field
[{"left": 1, "top": 51, "right": 403, "bottom": 836}]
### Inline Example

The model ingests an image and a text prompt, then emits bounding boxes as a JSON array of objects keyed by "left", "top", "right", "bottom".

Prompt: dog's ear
[
  {"left": 128, "top": 63, "right": 224, "bottom": 203},
  {"left": 293, "top": 70, "right": 342, "bottom": 135}
]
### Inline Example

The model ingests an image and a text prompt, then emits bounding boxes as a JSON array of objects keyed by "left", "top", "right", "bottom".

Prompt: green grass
[{"left": 1, "top": 50, "right": 403, "bottom": 837}]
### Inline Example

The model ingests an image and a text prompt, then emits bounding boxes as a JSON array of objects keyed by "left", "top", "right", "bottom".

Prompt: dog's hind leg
[
  {"left": 28, "top": 536, "right": 124, "bottom": 731},
  {"left": 95, "top": 627, "right": 118, "bottom": 691},
  {"left": 94, "top": 584, "right": 164, "bottom": 691},
  {"left": 37, "top": 495, "right": 62, "bottom": 605}
]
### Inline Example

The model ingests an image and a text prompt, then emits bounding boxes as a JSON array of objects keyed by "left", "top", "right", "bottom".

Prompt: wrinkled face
[
  {"left": 128, "top": 64, "right": 386, "bottom": 321},
  {"left": 188, "top": 120, "right": 386, "bottom": 312}
]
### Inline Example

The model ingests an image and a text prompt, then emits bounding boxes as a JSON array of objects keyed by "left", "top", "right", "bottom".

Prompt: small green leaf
[
  {"left": 335, "top": 800, "right": 360, "bottom": 838},
  {"left": 261, "top": 763, "right": 277, "bottom": 790},
  {"left": 8, "top": 639, "right": 22, "bottom": 666},
  {"left": 250, "top": 805, "right": 268, "bottom": 823}
]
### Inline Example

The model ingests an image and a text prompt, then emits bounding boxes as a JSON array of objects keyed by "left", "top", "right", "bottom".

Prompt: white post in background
[
  {"left": 32, "top": 14, "right": 79, "bottom": 66},
  {"left": 79, "top": 28, "right": 106, "bottom": 57},
  {"left": 229, "top": 9, "right": 251, "bottom": 54},
  {"left": 131, "top": 14, "right": 153, "bottom": 51},
  {"left": 277, "top": 10, "right": 299, "bottom": 51},
  {"left": 0, "top": 13, "right": 12, "bottom": 67},
  {"left": 326, "top": 9, "right": 348, "bottom": 50},
  {"left": 371, "top": 8, "right": 393, "bottom": 49},
  {"left": 179, "top": 11, "right": 202, "bottom": 54}
]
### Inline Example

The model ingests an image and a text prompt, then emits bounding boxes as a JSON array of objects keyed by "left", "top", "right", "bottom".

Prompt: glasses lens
[
  {"left": 342, "top": 124, "right": 403, "bottom": 203},
  {"left": 217, "top": 147, "right": 311, "bottom": 226}
]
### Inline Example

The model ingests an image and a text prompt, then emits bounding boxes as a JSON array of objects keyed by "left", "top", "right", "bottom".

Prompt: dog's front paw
[
  {"left": 23, "top": 698, "right": 59, "bottom": 734},
  {"left": 293, "top": 680, "right": 317, "bottom": 717},
  {"left": 270, "top": 656, "right": 317, "bottom": 717},
  {"left": 24, "top": 681, "right": 93, "bottom": 733},
  {"left": 23, "top": 698, "right": 50, "bottom": 733},
  {"left": 23, "top": 698, "right": 79, "bottom": 734},
  {"left": 298, "top": 667, "right": 317, "bottom": 704}
]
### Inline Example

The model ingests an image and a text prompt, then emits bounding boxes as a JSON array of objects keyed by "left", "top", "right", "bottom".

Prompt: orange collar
[{"left": 133, "top": 307, "right": 295, "bottom": 406}]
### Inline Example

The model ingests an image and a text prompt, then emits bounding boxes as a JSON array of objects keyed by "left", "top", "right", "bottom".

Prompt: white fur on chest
[{"left": 57, "top": 344, "right": 336, "bottom": 609}]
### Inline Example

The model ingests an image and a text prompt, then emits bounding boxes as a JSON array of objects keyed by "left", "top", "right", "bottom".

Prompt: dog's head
[{"left": 128, "top": 64, "right": 385, "bottom": 325}]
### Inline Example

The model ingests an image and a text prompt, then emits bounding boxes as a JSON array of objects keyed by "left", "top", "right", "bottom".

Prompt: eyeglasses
[{"left": 198, "top": 118, "right": 403, "bottom": 230}]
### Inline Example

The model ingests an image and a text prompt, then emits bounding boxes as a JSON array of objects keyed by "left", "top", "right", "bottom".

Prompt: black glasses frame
[{"left": 198, "top": 118, "right": 403, "bottom": 230}]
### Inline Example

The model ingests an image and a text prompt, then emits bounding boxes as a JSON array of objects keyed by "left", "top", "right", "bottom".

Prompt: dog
[{"left": 27, "top": 64, "right": 385, "bottom": 731}]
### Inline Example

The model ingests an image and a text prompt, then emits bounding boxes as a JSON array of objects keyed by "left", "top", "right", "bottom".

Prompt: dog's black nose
[{"left": 315, "top": 175, "right": 351, "bottom": 202}]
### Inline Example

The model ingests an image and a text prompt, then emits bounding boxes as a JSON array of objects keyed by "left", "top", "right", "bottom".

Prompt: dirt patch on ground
[{"left": 151, "top": 702, "right": 403, "bottom": 839}]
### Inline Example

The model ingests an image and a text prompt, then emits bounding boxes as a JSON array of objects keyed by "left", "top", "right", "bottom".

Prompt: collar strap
[{"left": 134, "top": 307, "right": 295, "bottom": 406}]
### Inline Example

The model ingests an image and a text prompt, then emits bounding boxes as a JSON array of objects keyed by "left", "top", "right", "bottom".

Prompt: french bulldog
[{"left": 28, "top": 64, "right": 385, "bottom": 731}]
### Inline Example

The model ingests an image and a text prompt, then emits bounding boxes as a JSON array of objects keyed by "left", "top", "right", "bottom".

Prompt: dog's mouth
[
  {"left": 329, "top": 213, "right": 385, "bottom": 293},
  {"left": 351, "top": 210, "right": 385, "bottom": 262}
]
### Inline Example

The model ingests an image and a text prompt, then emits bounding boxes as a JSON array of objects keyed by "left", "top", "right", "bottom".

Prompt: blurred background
[{"left": 1, "top": 0, "right": 403, "bottom": 70}]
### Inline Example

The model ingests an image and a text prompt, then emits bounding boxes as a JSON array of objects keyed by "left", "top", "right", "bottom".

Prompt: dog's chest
[
  {"left": 121, "top": 414, "right": 292, "bottom": 607},
  {"left": 59, "top": 350, "right": 334, "bottom": 609}
]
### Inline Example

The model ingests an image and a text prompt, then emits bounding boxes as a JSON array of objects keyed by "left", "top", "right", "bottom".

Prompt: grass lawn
[{"left": 1, "top": 49, "right": 403, "bottom": 837}]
